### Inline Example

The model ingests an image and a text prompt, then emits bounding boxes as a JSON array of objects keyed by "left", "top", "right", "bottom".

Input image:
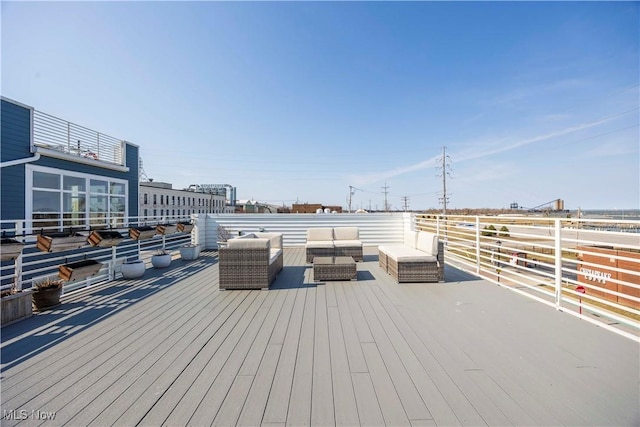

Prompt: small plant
[
  {"left": 154, "top": 249, "right": 169, "bottom": 256},
  {"left": 481, "top": 224, "right": 497, "bottom": 237},
  {"left": 498, "top": 225, "right": 510, "bottom": 237},
  {"left": 217, "top": 225, "right": 232, "bottom": 242},
  {"left": 34, "top": 275, "right": 63, "bottom": 291}
]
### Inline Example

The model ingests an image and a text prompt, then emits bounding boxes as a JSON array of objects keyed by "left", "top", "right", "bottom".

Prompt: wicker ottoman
[{"left": 313, "top": 256, "right": 357, "bottom": 281}]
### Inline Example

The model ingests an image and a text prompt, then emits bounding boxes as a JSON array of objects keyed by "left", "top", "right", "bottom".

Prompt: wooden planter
[
  {"left": 177, "top": 222, "right": 194, "bottom": 233},
  {"left": 156, "top": 224, "right": 178, "bottom": 235},
  {"left": 59, "top": 259, "right": 103, "bottom": 282},
  {"left": 1, "top": 290, "right": 34, "bottom": 326},
  {"left": 129, "top": 226, "right": 157, "bottom": 241},
  {"left": 36, "top": 232, "right": 88, "bottom": 253},
  {"left": 1, "top": 238, "right": 25, "bottom": 261},
  {"left": 88, "top": 230, "right": 124, "bottom": 247},
  {"left": 32, "top": 285, "right": 62, "bottom": 311}
]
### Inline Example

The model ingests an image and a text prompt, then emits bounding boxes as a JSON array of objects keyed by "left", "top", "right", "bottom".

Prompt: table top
[{"left": 313, "top": 256, "right": 355, "bottom": 265}]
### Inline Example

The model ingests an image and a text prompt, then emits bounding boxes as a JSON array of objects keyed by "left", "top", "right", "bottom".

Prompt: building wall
[
  {"left": 0, "top": 97, "right": 139, "bottom": 228},
  {"left": 0, "top": 99, "right": 32, "bottom": 226},
  {"left": 139, "top": 182, "right": 231, "bottom": 221}
]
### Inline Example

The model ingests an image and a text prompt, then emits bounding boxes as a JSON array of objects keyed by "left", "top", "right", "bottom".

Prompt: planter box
[
  {"left": 180, "top": 244, "right": 201, "bottom": 260},
  {"left": 156, "top": 224, "right": 178, "bottom": 235},
  {"left": 1, "top": 290, "right": 34, "bottom": 326},
  {"left": 32, "top": 286, "right": 62, "bottom": 311},
  {"left": 121, "top": 260, "right": 146, "bottom": 279},
  {"left": 151, "top": 254, "right": 172, "bottom": 268},
  {"left": 129, "top": 226, "right": 157, "bottom": 240},
  {"left": 36, "top": 232, "right": 88, "bottom": 253},
  {"left": 88, "top": 230, "right": 124, "bottom": 247},
  {"left": 59, "top": 259, "right": 103, "bottom": 282},
  {"left": 1, "top": 238, "right": 25, "bottom": 261},
  {"left": 177, "top": 223, "right": 194, "bottom": 233}
]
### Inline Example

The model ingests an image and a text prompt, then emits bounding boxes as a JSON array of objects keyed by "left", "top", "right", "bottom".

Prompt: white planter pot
[
  {"left": 121, "top": 260, "right": 145, "bottom": 279},
  {"left": 151, "top": 254, "right": 172, "bottom": 269},
  {"left": 180, "top": 244, "right": 201, "bottom": 261}
]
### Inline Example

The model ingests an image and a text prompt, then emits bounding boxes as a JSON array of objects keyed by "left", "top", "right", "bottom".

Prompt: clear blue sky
[{"left": 3, "top": 1, "right": 638, "bottom": 211}]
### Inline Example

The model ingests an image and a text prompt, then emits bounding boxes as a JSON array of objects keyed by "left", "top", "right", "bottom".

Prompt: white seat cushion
[
  {"left": 305, "top": 240, "right": 334, "bottom": 249},
  {"left": 386, "top": 247, "right": 437, "bottom": 263},
  {"left": 269, "top": 248, "right": 283, "bottom": 264},
  {"left": 228, "top": 237, "right": 270, "bottom": 249},
  {"left": 333, "top": 239, "right": 362, "bottom": 248},
  {"left": 416, "top": 232, "right": 438, "bottom": 256}
]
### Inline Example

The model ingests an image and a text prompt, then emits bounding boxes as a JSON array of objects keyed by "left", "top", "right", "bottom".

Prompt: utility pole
[
  {"left": 436, "top": 146, "right": 452, "bottom": 217},
  {"left": 401, "top": 196, "right": 410, "bottom": 212},
  {"left": 347, "top": 186, "right": 357, "bottom": 213},
  {"left": 382, "top": 182, "right": 390, "bottom": 212}
]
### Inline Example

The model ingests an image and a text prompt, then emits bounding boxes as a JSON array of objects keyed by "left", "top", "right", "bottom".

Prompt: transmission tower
[
  {"left": 139, "top": 157, "right": 150, "bottom": 182},
  {"left": 401, "top": 196, "right": 410, "bottom": 211},
  {"left": 382, "top": 182, "right": 390, "bottom": 212},
  {"left": 436, "top": 146, "right": 452, "bottom": 216}
]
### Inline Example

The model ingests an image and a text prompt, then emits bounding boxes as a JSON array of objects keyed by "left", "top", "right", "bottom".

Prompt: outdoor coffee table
[{"left": 313, "top": 256, "right": 357, "bottom": 281}]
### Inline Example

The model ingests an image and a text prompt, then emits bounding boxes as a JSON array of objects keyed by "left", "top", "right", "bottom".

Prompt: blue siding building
[{"left": 1, "top": 97, "right": 139, "bottom": 233}]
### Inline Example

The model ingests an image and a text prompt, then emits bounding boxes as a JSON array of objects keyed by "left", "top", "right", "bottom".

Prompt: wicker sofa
[
  {"left": 219, "top": 232, "right": 284, "bottom": 290},
  {"left": 378, "top": 230, "right": 444, "bottom": 283},
  {"left": 305, "top": 227, "right": 363, "bottom": 263}
]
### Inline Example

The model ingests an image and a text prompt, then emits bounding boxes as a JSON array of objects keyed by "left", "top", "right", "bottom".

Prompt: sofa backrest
[
  {"left": 403, "top": 230, "right": 418, "bottom": 249},
  {"left": 228, "top": 236, "right": 270, "bottom": 249},
  {"left": 333, "top": 227, "right": 359, "bottom": 241},
  {"left": 307, "top": 228, "right": 334, "bottom": 241},
  {"left": 416, "top": 232, "right": 438, "bottom": 256},
  {"left": 254, "top": 232, "right": 283, "bottom": 249}
]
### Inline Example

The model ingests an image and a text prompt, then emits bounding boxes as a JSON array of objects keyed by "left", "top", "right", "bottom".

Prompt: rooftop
[{"left": 2, "top": 247, "right": 638, "bottom": 426}]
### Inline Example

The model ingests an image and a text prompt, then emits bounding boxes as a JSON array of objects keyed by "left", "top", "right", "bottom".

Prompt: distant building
[
  {"left": 139, "top": 181, "right": 233, "bottom": 221},
  {"left": 234, "top": 200, "right": 283, "bottom": 214},
  {"left": 292, "top": 203, "right": 343, "bottom": 214}
]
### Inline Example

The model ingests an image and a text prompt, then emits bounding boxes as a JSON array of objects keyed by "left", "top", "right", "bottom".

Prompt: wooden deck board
[{"left": 1, "top": 247, "right": 638, "bottom": 427}]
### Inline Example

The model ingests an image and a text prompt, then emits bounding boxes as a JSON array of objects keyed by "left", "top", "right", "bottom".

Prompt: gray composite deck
[{"left": 1, "top": 247, "right": 638, "bottom": 427}]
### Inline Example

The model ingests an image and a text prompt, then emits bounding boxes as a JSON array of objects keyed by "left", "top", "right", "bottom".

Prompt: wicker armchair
[
  {"left": 379, "top": 231, "right": 444, "bottom": 283},
  {"left": 219, "top": 233, "right": 283, "bottom": 290}
]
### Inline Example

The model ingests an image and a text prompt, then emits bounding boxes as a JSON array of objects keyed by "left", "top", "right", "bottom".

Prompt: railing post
[
  {"left": 554, "top": 218, "right": 562, "bottom": 309},
  {"left": 110, "top": 245, "right": 117, "bottom": 280},
  {"left": 476, "top": 216, "right": 481, "bottom": 274}
]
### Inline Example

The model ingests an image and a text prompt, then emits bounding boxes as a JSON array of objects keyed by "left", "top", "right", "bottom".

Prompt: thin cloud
[{"left": 350, "top": 116, "right": 616, "bottom": 186}]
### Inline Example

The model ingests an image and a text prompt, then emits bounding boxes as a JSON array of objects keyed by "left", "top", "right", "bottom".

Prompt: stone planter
[
  {"left": 180, "top": 244, "right": 201, "bottom": 261},
  {"left": 59, "top": 259, "right": 103, "bottom": 282},
  {"left": 36, "top": 232, "right": 87, "bottom": 253},
  {"left": 88, "top": 230, "right": 124, "bottom": 247},
  {"left": 1, "top": 290, "right": 34, "bottom": 326},
  {"left": 121, "top": 259, "right": 146, "bottom": 279},
  {"left": 129, "top": 226, "right": 157, "bottom": 241},
  {"left": 32, "top": 285, "right": 63, "bottom": 311},
  {"left": 0, "top": 238, "right": 25, "bottom": 261},
  {"left": 151, "top": 253, "right": 171, "bottom": 269}
]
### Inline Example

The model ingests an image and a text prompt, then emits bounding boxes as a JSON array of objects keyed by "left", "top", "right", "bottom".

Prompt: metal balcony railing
[{"left": 33, "top": 110, "right": 125, "bottom": 166}]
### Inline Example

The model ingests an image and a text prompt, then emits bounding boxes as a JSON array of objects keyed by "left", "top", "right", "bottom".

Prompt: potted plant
[
  {"left": 120, "top": 257, "right": 146, "bottom": 279},
  {"left": 1, "top": 284, "right": 34, "bottom": 326},
  {"left": 36, "top": 231, "right": 87, "bottom": 253},
  {"left": 151, "top": 249, "right": 172, "bottom": 268},
  {"left": 217, "top": 225, "right": 232, "bottom": 249},
  {"left": 179, "top": 243, "right": 201, "bottom": 261},
  {"left": 59, "top": 259, "right": 103, "bottom": 282},
  {"left": 129, "top": 225, "right": 157, "bottom": 241},
  {"left": 32, "top": 276, "right": 63, "bottom": 311},
  {"left": 0, "top": 238, "right": 25, "bottom": 261}
]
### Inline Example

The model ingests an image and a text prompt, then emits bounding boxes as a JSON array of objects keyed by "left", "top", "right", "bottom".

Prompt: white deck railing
[
  {"left": 33, "top": 110, "right": 125, "bottom": 166},
  {"left": 2, "top": 212, "right": 638, "bottom": 340}
]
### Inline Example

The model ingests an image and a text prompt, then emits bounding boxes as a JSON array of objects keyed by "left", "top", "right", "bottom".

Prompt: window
[
  {"left": 153, "top": 194, "right": 157, "bottom": 205},
  {"left": 160, "top": 195, "right": 164, "bottom": 205},
  {"left": 29, "top": 166, "right": 127, "bottom": 230},
  {"left": 143, "top": 193, "right": 148, "bottom": 204}
]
